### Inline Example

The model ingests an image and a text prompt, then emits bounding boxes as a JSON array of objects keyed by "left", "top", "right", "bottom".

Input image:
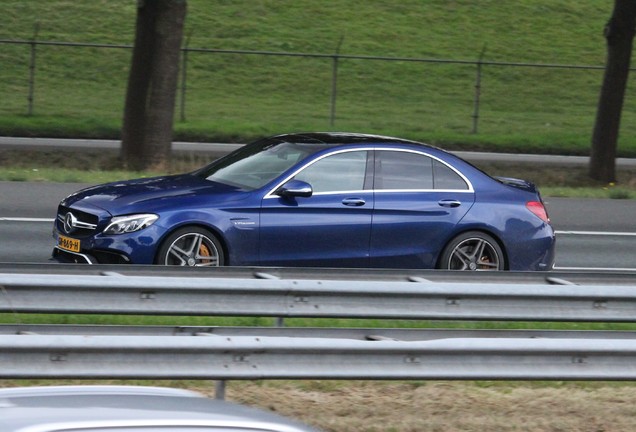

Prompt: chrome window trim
[
  {"left": 373, "top": 188, "right": 474, "bottom": 194},
  {"left": 263, "top": 147, "right": 474, "bottom": 199},
  {"left": 15, "top": 418, "right": 308, "bottom": 432},
  {"left": 303, "top": 188, "right": 474, "bottom": 197},
  {"left": 299, "top": 189, "right": 369, "bottom": 196},
  {"left": 264, "top": 148, "right": 370, "bottom": 199},
  {"left": 0, "top": 385, "right": 199, "bottom": 398}
]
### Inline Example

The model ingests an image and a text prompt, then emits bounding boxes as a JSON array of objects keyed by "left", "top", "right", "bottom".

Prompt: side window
[
  {"left": 293, "top": 150, "right": 368, "bottom": 193},
  {"left": 375, "top": 150, "right": 433, "bottom": 190},
  {"left": 433, "top": 160, "right": 469, "bottom": 190}
]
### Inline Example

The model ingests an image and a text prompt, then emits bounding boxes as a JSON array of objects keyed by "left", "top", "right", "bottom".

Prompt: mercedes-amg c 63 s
[{"left": 52, "top": 132, "right": 555, "bottom": 270}]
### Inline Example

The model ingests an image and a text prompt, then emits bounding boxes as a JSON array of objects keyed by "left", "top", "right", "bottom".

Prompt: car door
[
  {"left": 370, "top": 149, "right": 475, "bottom": 268},
  {"left": 259, "top": 149, "right": 374, "bottom": 267}
]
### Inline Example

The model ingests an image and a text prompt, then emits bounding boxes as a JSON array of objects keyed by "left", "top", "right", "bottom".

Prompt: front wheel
[
  {"left": 156, "top": 227, "right": 224, "bottom": 267},
  {"left": 439, "top": 231, "right": 504, "bottom": 271}
]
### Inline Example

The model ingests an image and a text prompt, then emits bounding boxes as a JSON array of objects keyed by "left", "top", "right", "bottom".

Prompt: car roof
[
  {"left": 0, "top": 385, "right": 319, "bottom": 432},
  {"left": 271, "top": 131, "right": 434, "bottom": 148}
]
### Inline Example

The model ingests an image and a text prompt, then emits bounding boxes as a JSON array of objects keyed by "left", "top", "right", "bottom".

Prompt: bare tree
[
  {"left": 589, "top": 0, "right": 636, "bottom": 183},
  {"left": 121, "top": 0, "right": 187, "bottom": 171}
]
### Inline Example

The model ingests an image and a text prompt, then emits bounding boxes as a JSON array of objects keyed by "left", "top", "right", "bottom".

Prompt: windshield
[{"left": 193, "top": 137, "right": 332, "bottom": 190}]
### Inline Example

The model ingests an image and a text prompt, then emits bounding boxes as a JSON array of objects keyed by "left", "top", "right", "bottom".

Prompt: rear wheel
[
  {"left": 439, "top": 231, "right": 504, "bottom": 271},
  {"left": 156, "top": 227, "right": 224, "bottom": 266}
]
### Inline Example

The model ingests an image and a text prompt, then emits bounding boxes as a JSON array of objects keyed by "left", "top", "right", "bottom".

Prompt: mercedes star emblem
[{"left": 64, "top": 212, "right": 78, "bottom": 234}]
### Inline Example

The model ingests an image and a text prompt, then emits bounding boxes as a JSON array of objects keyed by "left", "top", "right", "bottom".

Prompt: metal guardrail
[
  {"left": 2, "top": 271, "right": 636, "bottom": 321},
  {"left": 2, "top": 269, "right": 636, "bottom": 381},
  {"left": 5, "top": 263, "right": 636, "bottom": 285},
  {"left": 2, "top": 332, "right": 636, "bottom": 380},
  {"left": 2, "top": 322, "right": 636, "bottom": 381}
]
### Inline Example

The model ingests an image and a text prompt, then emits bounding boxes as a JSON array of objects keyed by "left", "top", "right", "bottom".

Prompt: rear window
[{"left": 374, "top": 150, "right": 468, "bottom": 190}]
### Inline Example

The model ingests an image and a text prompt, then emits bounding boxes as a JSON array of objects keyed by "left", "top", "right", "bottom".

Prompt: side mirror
[{"left": 276, "top": 179, "right": 313, "bottom": 198}]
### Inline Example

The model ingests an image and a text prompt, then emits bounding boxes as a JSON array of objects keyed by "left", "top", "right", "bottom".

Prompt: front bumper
[
  {"left": 51, "top": 224, "right": 163, "bottom": 264},
  {"left": 51, "top": 246, "right": 132, "bottom": 264}
]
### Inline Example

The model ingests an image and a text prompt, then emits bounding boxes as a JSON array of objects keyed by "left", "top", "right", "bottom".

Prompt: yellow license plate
[{"left": 58, "top": 235, "right": 81, "bottom": 253}]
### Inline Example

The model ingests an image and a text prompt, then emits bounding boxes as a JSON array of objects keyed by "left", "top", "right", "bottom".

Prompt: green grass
[
  {"left": 3, "top": 312, "right": 636, "bottom": 332},
  {"left": 542, "top": 185, "right": 635, "bottom": 199},
  {"left": 1, "top": 0, "right": 636, "bottom": 157},
  {"left": 0, "top": 167, "right": 154, "bottom": 184}
]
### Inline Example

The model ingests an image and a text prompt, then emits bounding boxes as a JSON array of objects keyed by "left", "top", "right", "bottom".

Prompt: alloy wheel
[
  {"left": 164, "top": 232, "right": 220, "bottom": 266},
  {"left": 447, "top": 237, "right": 502, "bottom": 271}
]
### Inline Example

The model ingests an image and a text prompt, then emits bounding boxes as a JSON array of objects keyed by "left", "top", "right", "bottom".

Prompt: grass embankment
[
  {"left": 2, "top": 1, "right": 635, "bottom": 196},
  {"left": 1, "top": 0, "right": 635, "bottom": 156}
]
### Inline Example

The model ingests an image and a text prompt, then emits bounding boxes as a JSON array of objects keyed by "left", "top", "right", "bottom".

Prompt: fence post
[
  {"left": 330, "top": 35, "right": 345, "bottom": 128},
  {"left": 472, "top": 45, "right": 487, "bottom": 134},
  {"left": 179, "top": 30, "right": 192, "bottom": 122},
  {"left": 27, "top": 22, "right": 40, "bottom": 116}
]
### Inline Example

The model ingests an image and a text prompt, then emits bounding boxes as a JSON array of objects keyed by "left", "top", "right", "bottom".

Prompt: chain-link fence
[{"left": 2, "top": 38, "right": 635, "bottom": 142}]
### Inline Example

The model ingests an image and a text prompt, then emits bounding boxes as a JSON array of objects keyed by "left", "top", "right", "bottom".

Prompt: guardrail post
[{"left": 214, "top": 379, "right": 226, "bottom": 400}]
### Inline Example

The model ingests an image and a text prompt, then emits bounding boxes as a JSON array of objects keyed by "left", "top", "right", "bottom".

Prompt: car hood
[{"left": 61, "top": 174, "right": 246, "bottom": 215}]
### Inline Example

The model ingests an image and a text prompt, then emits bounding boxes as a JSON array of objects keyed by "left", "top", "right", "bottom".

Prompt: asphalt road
[{"left": 0, "top": 181, "right": 634, "bottom": 270}]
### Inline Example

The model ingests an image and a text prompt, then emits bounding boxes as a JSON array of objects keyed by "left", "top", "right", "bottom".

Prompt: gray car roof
[{"left": 0, "top": 385, "right": 319, "bottom": 432}]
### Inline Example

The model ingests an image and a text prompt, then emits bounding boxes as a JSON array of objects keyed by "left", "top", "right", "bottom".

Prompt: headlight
[{"left": 103, "top": 214, "right": 159, "bottom": 235}]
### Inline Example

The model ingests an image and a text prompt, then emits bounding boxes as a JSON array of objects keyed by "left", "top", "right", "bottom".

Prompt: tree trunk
[
  {"left": 121, "top": 0, "right": 186, "bottom": 171},
  {"left": 589, "top": 0, "right": 636, "bottom": 183}
]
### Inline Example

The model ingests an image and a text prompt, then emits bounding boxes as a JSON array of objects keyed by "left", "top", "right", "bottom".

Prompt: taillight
[{"left": 526, "top": 201, "right": 550, "bottom": 223}]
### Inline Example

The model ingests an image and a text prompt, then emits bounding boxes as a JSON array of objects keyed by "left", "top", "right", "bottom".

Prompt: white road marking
[
  {"left": 0, "top": 217, "right": 54, "bottom": 222},
  {"left": 554, "top": 266, "right": 636, "bottom": 272},
  {"left": 555, "top": 230, "right": 636, "bottom": 237}
]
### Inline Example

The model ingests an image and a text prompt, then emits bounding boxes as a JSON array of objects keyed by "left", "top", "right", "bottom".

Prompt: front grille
[{"left": 56, "top": 205, "right": 99, "bottom": 237}]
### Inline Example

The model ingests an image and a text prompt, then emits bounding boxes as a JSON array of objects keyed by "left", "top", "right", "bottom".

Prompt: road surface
[{"left": 0, "top": 181, "right": 634, "bottom": 270}]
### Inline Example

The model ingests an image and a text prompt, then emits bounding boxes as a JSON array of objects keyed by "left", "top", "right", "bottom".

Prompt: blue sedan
[{"left": 52, "top": 132, "right": 555, "bottom": 270}]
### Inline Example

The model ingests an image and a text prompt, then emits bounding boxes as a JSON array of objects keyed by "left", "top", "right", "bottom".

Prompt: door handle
[
  {"left": 438, "top": 199, "right": 461, "bottom": 208},
  {"left": 342, "top": 198, "right": 366, "bottom": 207}
]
